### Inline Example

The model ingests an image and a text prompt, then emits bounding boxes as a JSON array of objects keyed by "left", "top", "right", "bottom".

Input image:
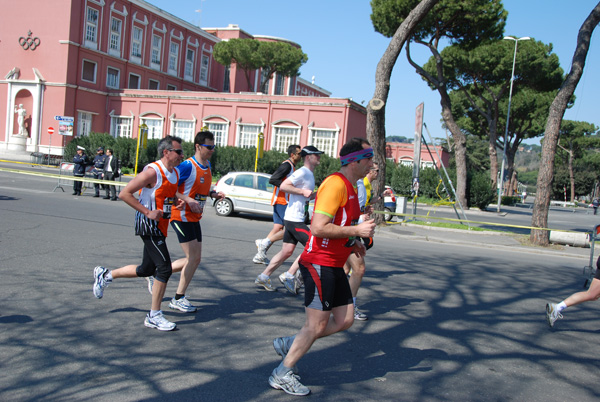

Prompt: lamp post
[{"left": 497, "top": 36, "right": 530, "bottom": 213}]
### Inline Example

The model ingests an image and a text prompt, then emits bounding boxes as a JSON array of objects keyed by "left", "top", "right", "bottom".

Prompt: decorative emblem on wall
[{"left": 19, "top": 31, "right": 41, "bottom": 51}]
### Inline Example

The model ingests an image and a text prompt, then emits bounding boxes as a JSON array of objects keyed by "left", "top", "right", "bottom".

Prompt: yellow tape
[
  {"left": 372, "top": 210, "right": 585, "bottom": 234},
  {"left": 0, "top": 166, "right": 127, "bottom": 186},
  {"left": 0, "top": 159, "right": 60, "bottom": 167}
]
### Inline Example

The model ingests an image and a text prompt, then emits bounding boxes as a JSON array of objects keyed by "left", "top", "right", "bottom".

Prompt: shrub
[{"left": 469, "top": 172, "right": 496, "bottom": 210}]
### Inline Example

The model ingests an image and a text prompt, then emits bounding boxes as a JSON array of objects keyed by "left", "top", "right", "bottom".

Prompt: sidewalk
[
  {"left": 376, "top": 219, "right": 591, "bottom": 259},
  {"left": 0, "top": 148, "right": 41, "bottom": 163}
]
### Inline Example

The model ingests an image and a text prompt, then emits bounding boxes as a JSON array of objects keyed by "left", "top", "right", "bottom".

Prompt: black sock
[{"left": 175, "top": 293, "right": 185, "bottom": 300}]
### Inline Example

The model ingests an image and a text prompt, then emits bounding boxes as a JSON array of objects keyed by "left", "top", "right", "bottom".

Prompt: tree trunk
[
  {"left": 489, "top": 129, "right": 498, "bottom": 190},
  {"left": 366, "top": 0, "right": 440, "bottom": 224},
  {"left": 439, "top": 90, "right": 468, "bottom": 209},
  {"left": 531, "top": 2, "right": 600, "bottom": 245}
]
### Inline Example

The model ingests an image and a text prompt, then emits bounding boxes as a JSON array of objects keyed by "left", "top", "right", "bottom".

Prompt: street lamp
[{"left": 497, "top": 36, "right": 530, "bottom": 213}]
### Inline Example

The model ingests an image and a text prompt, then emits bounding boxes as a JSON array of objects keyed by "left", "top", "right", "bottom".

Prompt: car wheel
[
  {"left": 384, "top": 207, "right": 393, "bottom": 222},
  {"left": 215, "top": 198, "right": 233, "bottom": 216}
]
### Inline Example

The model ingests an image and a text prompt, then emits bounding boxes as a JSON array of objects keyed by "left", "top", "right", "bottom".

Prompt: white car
[{"left": 213, "top": 171, "right": 274, "bottom": 217}]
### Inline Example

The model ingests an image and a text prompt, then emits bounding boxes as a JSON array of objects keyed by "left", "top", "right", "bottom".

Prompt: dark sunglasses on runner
[
  {"left": 168, "top": 148, "right": 183, "bottom": 155},
  {"left": 199, "top": 144, "right": 216, "bottom": 150}
]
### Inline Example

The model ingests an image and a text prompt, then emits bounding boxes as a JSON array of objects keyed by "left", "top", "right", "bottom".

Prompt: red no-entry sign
[{"left": 48, "top": 127, "right": 54, "bottom": 135}]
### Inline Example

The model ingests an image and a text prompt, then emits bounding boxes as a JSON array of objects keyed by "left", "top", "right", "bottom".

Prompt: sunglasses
[
  {"left": 168, "top": 148, "right": 183, "bottom": 155},
  {"left": 199, "top": 144, "right": 216, "bottom": 150}
]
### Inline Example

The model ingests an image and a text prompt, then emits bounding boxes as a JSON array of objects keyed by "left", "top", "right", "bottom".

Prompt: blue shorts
[
  {"left": 170, "top": 221, "right": 202, "bottom": 243},
  {"left": 272, "top": 204, "right": 287, "bottom": 226}
]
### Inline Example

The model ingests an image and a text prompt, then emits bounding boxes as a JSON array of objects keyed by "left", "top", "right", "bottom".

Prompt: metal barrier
[
  {"left": 583, "top": 224, "right": 600, "bottom": 288},
  {"left": 54, "top": 162, "right": 122, "bottom": 194},
  {"left": 54, "top": 162, "right": 94, "bottom": 192},
  {"left": 30, "top": 152, "right": 63, "bottom": 167}
]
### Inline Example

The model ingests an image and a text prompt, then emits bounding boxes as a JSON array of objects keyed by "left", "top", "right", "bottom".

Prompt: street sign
[
  {"left": 48, "top": 127, "right": 55, "bottom": 135},
  {"left": 54, "top": 115, "right": 74, "bottom": 122}
]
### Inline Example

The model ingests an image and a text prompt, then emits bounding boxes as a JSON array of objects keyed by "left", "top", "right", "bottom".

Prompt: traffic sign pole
[{"left": 47, "top": 127, "right": 54, "bottom": 165}]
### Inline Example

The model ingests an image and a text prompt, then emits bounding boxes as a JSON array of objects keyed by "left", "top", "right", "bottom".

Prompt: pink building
[
  {"left": 0, "top": 0, "right": 365, "bottom": 157},
  {"left": 386, "top": 142, "right": 450, "bottom": 168}
]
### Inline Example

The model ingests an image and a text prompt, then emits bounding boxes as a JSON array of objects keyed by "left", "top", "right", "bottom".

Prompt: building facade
[
  {"left": 0, "top": 0, "right": 365, "bottom": 158},
  {"left": 386, "top": 142, "right": 450, "bottom": 168}
]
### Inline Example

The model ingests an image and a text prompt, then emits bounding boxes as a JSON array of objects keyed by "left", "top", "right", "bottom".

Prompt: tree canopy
[
  {"left": 434, "top": 39, "right": 564, "bottom": 191},
  {"left": 213, "top": 39, "right": 308, "bottom": 93},
  {"left": 370, "top": 0, "right": 507, "bottom": 209}
]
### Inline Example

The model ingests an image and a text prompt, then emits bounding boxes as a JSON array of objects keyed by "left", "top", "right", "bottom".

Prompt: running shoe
[
  {"left": 546, "top": 302, "right": 562, "bottom": 327},
  {"left": 255, "top": 276, "right": 276, "bottom": 291},
  {"left": 144, "top": 311, "right": 176, "bottom": 331},
  {"left": 354, "top": 306, "right": 368, "bottom": 321},
  {"left": 253, "top": 252, "right": 270, "bottom": 265},
  {"left": 273, "top": 337, "right": 299, "bottom": 375},
  {"left": 146, "top": 276, "right": 154, "bottom": 294},
  {"left": 268, "top": 369, "right": 310, "bottom": 396},
  {"left": 93, "top": 266, "right": 111, "bottom": 299},
  {"left": 256, "top": 238, "right": 269, "bottom": 254},
  {"left": 279, "top": 273, "right": 297, "bottom": 295},
  {"left": 169, "top": 296, "right": 198, "bottom": 313}
]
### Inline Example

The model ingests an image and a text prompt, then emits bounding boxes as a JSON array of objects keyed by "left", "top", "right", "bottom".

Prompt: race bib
[{"left": 163, "top": 197, "right": 175, "bottom": 219}]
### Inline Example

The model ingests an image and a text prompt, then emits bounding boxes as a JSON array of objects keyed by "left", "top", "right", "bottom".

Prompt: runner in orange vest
[{"left": 93, "top": 136, "right": 195, "bottom": 332}]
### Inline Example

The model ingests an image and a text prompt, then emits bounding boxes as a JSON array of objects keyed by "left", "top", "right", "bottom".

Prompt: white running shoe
[
  {"left": 354, "top": 306, "right": 368, "bottom": 321},
  {"left": 253, "top": 252, "right": 270, "bottom": 265},
  {"left": 93, "top": 266, "right": 111, "bottom": 299},
  {"left": 279, "top": 273, "right": 297, "bottom": 295},
  {"left": 146, "top": 276, "right": 154, "bottom": 294},
  {"left": 144, "top": 311, "right": 176, "bottom": 331},
  {"left": 273, "top": 337, "right": 299, "bottom": 375},
  {"left": 255, "top": 238, "right": 269, "bottom": 254},
  {"left": 546, "top": 302, "right": 563, "bottom": 327},
  {"left": 169, "top": 296, "right": 198, "bottom": 313},
  {"left": 255, "top": 276, "right": 276, "bottom": 291},
  {"left": 268, "top": 369, "right": 310, "bottom": 396}
]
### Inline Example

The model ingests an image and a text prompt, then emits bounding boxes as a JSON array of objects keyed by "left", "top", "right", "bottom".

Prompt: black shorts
[
  {"left": 136, "top": 235, "right": 172, "bottom": 283},
  {"left": 299, "top": 258, "right": 352, "bottom": 311},
  {"left": 283, "top": 220, "right": 310, "bottom": 246},
  {"left": 171, "top": 220, "right": 202, "bottom": 243}
]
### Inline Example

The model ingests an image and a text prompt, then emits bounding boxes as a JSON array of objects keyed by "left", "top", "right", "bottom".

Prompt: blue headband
[{"left": 340, "top": 147, "right": 374, "bottom": 166}]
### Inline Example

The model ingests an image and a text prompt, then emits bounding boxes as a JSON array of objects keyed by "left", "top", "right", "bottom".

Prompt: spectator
[
  {"left": 92, "top": 147, "right": 107, "bottom": 197},
  {"left": 103, "top": 148, "right": 119, "bottom": 201}
]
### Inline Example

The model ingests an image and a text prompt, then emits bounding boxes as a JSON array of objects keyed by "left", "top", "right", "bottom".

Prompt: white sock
[
  {"left": 259, "top": 273, "right": 269, "bottom": 281},
  {"left": 285, "top": 272, "right": 294, "bottom": 279},
  {"left": 150, "top": 310, "right": 161, "bottom": 317},
  {"left": 261, "top": 238, "right": 272, "bottom": 248},
  {"left": 106, "top": 271, "right": 113, "bottom": 281},
  {"left": 557, "top": 301, "right": 567, "bottom": 312},
  {"left": 353, "top": 297, "right": 357, "bottom": 307}
]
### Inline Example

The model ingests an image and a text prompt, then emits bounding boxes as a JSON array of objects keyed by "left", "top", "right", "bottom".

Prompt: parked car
[{"left": 212, "top": 171, "right": 274, "bottom": 217}]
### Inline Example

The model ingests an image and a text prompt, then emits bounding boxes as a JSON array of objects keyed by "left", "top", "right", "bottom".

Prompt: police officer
[
  {"left": 92, "top": 146, "right": 107, "bottom": 197},
  {"left": 72, "top": 145, "right": 90, "bottom": 196}
]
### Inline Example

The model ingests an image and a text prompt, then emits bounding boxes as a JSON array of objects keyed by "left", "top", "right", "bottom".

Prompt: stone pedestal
[{"left": 7, "top": 135, "right": 27, "bottom": 151}]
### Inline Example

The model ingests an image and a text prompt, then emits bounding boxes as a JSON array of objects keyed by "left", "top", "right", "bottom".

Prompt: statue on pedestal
[{"left": 15, "top": 104, "right": 28, "bottom": 136}]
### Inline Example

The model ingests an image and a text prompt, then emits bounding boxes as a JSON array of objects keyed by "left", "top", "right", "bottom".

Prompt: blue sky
[{"left": 146, "top": 0, "right": 599, "bottom": 145}]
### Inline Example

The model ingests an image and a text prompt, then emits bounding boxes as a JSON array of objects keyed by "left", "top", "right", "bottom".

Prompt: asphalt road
[{"left": 1, "top": 170, "right": 599, "bottom": 401}]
